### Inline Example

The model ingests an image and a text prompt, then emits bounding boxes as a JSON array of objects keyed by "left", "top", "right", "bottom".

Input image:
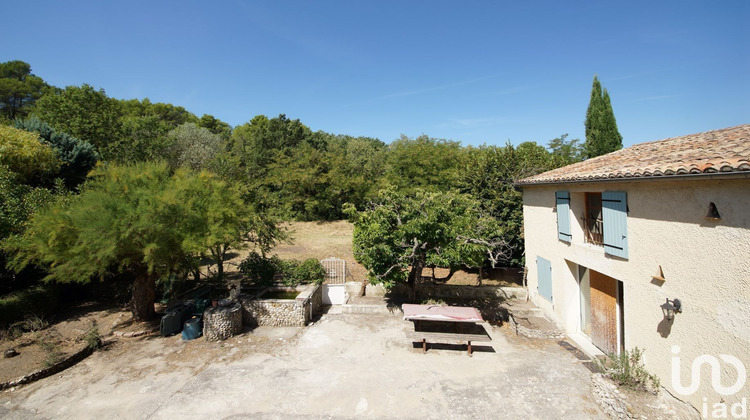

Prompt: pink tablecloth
[{"left": 402, "top": 304, "right": 483, "bottom": 323}]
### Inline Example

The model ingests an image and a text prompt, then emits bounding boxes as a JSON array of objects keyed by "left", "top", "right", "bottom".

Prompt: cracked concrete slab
[{"left": 0, "top": 312, "right": 605, "bottom": 419}]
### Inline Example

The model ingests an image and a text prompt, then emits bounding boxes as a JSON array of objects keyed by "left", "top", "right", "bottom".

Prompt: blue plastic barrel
[{"left": 182, "top": 315, "right": 202, "bottom": 340}]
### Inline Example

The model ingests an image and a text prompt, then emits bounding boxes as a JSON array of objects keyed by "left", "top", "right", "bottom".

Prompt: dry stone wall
[
  {"left": 243, "top": 299, "right": 305, "bottom": 327},
  {"left": 239, "top": 285, "right": 322, "bottom": 327},
  {"left": 203, "top": 303, "right": 243, "bottom": 341}
]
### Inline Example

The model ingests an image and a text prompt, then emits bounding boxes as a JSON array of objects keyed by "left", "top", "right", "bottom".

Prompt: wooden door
[{"left": 589, "top": 271, "right": 618, "bottom": 354}]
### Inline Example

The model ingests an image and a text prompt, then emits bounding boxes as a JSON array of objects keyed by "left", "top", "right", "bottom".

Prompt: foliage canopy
[
  {"left": 345, "top": 189, "right": 509, "bottom": 301},
  {"left": 0, "top": 61, "right": 47, "bottom": 121},
  {"left": 3, "top": 162, "right": 254, "bottom": 320}
]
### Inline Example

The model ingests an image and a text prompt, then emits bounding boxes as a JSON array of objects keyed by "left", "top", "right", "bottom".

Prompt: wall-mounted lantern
[{"left": 661, "top": 298, "right": 682, "bottom": 321}]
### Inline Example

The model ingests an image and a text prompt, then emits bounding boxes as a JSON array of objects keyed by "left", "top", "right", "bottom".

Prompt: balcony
[{"left": 583, "top": 217, "right": 604, "bottom": 246}]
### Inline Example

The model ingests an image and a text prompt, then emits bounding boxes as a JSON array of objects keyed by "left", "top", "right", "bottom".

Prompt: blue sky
[{"left": 4, "top": 1, "right": 748, "bottom": 147}]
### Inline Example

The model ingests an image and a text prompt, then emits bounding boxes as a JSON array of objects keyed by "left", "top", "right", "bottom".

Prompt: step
[{"left": 342, "top": 304, "right": 399, "bottom": 315}]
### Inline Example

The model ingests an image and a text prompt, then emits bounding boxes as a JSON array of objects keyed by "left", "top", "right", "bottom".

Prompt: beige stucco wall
[{"left": 522, "top": 176, "right": 750, "bottom": 410}]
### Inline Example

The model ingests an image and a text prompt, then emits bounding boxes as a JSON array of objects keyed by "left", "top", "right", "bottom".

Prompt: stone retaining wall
[
  {"left": 419, "top": 284, "right": 527, "bottom": 300},
  {"left": 590, "top": 373, "right": 635, "bottom": 419},
  {"left": 0, "top": 344, "right": 94, "bottom": 390},
  {"left": 239, "top": 284, "right": 321, "bottom": 327}
]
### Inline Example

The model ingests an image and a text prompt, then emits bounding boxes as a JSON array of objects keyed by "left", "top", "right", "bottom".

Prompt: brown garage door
[{"left": 589, "top": 271, "right": 619, "bottom": 355}]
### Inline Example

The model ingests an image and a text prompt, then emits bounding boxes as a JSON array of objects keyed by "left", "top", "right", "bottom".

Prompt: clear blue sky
[{"left": 3, "top": 1, "right": 748, "bottom": 147}]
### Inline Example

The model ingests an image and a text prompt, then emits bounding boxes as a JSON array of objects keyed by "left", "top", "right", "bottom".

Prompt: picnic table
[{"left": 403, "top": 304, "right": 491, "bottom": 356}]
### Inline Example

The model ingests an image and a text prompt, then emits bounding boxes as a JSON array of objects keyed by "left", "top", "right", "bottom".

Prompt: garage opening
[{"left": 579, "top": 266, "right": 623, "bottom": 355}]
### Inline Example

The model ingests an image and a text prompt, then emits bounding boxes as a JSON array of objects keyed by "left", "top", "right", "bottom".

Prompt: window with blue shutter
[
  {"left": 556, "top": 191, "right": 572, "bottom": 242},
  {"left": 602, "top": 191, "right": 628, "bottom": 259},
  {"left": 537, "top": 256, "right": 553, "bottom": 302}
]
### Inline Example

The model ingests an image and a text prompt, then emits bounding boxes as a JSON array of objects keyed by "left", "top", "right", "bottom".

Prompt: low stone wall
[
  {"left": 0, "top": 344, "right": 94, "bottom": 390},
  {"left": 239, "top": 284, "right": 321, "bottom": 327},
  {"left": 203, "top": 303, "right": 243, "bottom": 341},
  {"left": 419, "top": 284, "right": 527, "bottom": 301},
  {"left": 591, "top": 373, "right": 635, "bottom": 419}
]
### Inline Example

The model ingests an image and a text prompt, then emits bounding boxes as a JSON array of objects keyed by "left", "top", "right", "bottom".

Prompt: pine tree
[{"left": 584, "top": 76, "right": 623, "bottom": 158}]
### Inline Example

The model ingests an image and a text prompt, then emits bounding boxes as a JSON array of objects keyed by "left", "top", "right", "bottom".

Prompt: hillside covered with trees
[{"left": 1, "top": 60, "right": 585, "bottom": 317}]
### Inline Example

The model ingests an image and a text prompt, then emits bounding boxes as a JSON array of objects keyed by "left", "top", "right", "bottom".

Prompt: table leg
[
  {"left": 467, "top": 341, "right": 472, "bottom": 356},
  {"left": 422, "top": 339, "right": 426, "bottom": 353}
]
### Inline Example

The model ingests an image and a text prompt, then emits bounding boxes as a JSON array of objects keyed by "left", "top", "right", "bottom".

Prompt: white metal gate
[
  {"left": 320, "top": 257, "right": 347, "bottom": 305},
  {"left": 320, "top": 257, "right": 346, "bottom": 284}
]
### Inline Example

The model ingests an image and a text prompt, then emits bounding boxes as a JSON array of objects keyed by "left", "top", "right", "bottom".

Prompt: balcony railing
[{"left": 583, "top": 217, "right": 604, "bottom": 246}]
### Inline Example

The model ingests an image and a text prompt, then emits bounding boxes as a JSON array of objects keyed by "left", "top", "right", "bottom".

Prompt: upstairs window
[
  {"left": 584, "top": 193, "right": 604, "bottom": 246},
  {"left": 556, "top": 190, "right": 629, "bottom": 259}
]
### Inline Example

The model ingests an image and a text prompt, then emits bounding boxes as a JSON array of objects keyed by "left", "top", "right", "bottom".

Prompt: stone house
[{"left": 517, "top": 124, "right": 749, "bottom": 410}]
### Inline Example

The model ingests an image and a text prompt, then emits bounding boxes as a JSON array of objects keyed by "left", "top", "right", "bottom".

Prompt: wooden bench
[{"left": 406, "top": 329, "right": 491, "bottom": 356}]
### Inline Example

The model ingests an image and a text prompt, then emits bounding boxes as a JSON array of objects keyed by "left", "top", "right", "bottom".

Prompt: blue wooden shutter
[
  {"left": 602, "top": 191, "right": 628, "bottom": 259},
  {"left": 537, "top": 256, "right": 553, "bottom": 302},
  {"left": 556, "top": 191, "right": 572, "bottom": 242}
]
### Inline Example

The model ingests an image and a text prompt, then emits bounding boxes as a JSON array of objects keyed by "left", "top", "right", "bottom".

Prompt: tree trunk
[
  {"left": 131, "top": 272, "right": 156, "bottom": 321},
  {"left": 212, "top": 245, "right": 226, "bottom": 282},
  {"left": 407, "top": 259, "right": 425, "bottom": 303}
]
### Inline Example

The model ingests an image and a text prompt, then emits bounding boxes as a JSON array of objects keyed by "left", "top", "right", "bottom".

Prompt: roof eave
[{"left": 515, "top": 171, "right": 750, "bottom": 187}]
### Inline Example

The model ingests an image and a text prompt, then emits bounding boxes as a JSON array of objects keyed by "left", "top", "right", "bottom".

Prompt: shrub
[
  {"left": 83, "top": 323, "right": 102, "bottom": 349},
  {"left": 277, "top": 259, "right": 300, "bottom": 286},
  {"left": 239, "top": 252, "right": 278, "bottom": 287},
  {"left": 600, "top": 347, "right": 660, "bottom": 393},
  {"left": 38, "top": 338, "right": 63, "bottom": 367},
  {"left": 239, "top": 253, "right": 325, "bottom": 286},
  {"left": 295, "top": 258, "right": 326, "bottom": 285}
]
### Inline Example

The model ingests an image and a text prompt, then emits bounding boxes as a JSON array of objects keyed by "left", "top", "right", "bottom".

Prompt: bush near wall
[{"left": 239, "top": 253, "right": 325, "bottom": 287}]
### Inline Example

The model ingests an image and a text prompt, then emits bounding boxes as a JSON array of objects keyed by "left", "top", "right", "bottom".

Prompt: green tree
[
  {"left": 326, "top": 135, "right": 387, "bottom": 216},
  {"left": 33, "top": 84, "right": 123, "bottom": 158},
  {"left": 263, "top": 143, "right": 333, "bottom": 220},
  {"left": 111, "top": 114, "right": 172, "bottom": 164},
  {"left": 584, "top": 76, "right": 623, "bottom": 158},
  {"left": 345, "top": 189, "right": 508, "bottom": 301},
  {"left": 3, "top": 162, "right": 254, "bottom": 320},
  {"left": 14, "top": 117, "right": 99, "bottom": 189},
  {"left": 383, "top": 135, "right": 465, "bottom": 193},
  {"left": 0, "top": 165, "right": 58, "bottom": 291},
  {"left": 164, "top": 123, "right": 223, "bottom": 172},
  {"left": 0, "top": 60, "right": 47, "bottom": 120},
  {"left": 547, "top": 133, "right": 584, "bottom": 165},
  {"left": 0, "top": 125, "right": 60, "bottom": 184},
  {"left": 459, "top": 141, "right": 561, "bottom": 267},
  {"left": 197, "top": 114, "right": 232, "bottom": 141},
  {"left": 229, "top": 114, "right": 314, "bottom": 177}
]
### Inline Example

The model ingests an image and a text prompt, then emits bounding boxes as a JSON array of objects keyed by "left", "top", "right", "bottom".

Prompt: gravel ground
[{"left": 0, "top": 311, "right": 606, "bottom": 419}]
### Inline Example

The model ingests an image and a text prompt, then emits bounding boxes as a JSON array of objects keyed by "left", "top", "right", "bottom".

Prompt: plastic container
[
  {"left": 160, "top": 310, "right": 182, "bottom": 337},
  {"left": 182, "top": 315, "right": 202, "bottom": 340}
]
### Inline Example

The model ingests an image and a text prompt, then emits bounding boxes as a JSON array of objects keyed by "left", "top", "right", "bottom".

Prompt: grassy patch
[{"left": 37, "top": 338, "right": 64, "bottom": 367}]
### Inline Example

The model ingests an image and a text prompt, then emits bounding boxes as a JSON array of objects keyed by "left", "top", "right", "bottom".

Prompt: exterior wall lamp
[{"left": 661, "top": 298, "right": 682, "bottom": 321}]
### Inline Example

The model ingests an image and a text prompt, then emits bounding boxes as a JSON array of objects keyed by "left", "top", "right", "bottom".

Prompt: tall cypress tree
[{"left": 584, "top": 75, "right": 623, "bottom": 158}]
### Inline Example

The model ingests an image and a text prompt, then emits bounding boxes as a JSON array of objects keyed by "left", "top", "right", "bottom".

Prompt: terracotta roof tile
[{"left": 517, "top": 124, "right": 750, "bottom": 185}]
